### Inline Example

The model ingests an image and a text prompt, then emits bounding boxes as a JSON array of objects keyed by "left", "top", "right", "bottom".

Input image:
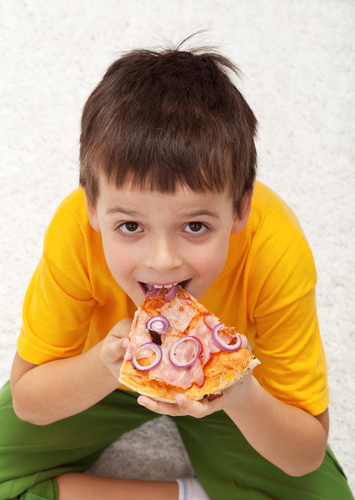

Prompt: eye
[
  {"left": 118, "top": 222, "right": 143, "bottom": 234},
  {"left": 183, "top": 222, "right": 208, "bottom": 234}
]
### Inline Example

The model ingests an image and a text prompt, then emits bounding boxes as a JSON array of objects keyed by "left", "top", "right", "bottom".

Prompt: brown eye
[
  {"left": 126, "top": 223, "right": 139, "bottom": 232},
  {"left": 184, "top": 222, "right": 208, "bottom": 234},
  {"left": 189, "top": 223, "right": 203, "bottom": 232},
  {"left": 119, "top": 222, "right": 143, "bottom": 234}
]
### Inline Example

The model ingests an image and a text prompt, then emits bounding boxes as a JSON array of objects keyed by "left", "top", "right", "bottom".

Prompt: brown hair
[{"left": 79, "top": 39, "right": 258, "bottom": 218}]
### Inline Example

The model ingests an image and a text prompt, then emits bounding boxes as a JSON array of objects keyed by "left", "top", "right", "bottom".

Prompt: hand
[
  {"left": 100, "top": 318, "right": 132, "bottom": 379},
  {"left": 137, "top": 334, "right": 255, "bottom": 418}
]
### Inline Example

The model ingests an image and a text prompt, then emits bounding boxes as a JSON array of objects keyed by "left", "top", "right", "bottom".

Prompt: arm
[
  {"left": 223, "top": 373, "right": 329, "bottom": 477},
  {"left": 136, "top": 371, "right": 329, "bottom": 477},
  {"left": 10, "top": 319, "right": 131, "bottom": 425},
  {"left": 98, "top": 331, "right": 328, "bottom": 477}
]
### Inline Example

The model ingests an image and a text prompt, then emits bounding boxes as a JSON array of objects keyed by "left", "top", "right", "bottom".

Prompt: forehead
[{"left": 96, "top": 173, "right": 234, "bottom": 215}]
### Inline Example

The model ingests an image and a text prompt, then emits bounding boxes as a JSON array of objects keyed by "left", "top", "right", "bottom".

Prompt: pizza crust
[{"left": 119, "top": 349, "right": 260, "bottom": 402}]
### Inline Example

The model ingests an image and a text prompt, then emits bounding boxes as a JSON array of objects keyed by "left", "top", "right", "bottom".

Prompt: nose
[{"left": 143, "top": 235, "right": 183, "bottom": 274}]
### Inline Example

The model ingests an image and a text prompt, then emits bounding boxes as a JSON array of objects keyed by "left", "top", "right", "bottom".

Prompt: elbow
[
  {"left": 13, "top": 408, "right": 52, "bottom": 426},
  {"left": 12, "top": 400, "right": 36, "bottom": 425},
  {"left": 284, "top": 466, "right": 319, "bottom": 478},
  {"left": 12, "top": 394, "right": 51, "bottom": 426},
  {"left": 10, "top": 360, "right": 53, "bottom": 426},
  {"left": 12, "top": 401, "right": 32, "bottom": 424},
  {"left": 281, "top": 454, "right": 326, "bottom": 478},
  {"left": 280, "top": 429, "right": 328, "bottom": 477}
]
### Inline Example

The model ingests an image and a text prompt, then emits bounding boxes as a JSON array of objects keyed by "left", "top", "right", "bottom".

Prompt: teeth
[
  {"left": 145, "top": 282, "right": 179, "bottom": 290},
  {"left": 162, "top": 282, "right": 178, "bottom": 289}
]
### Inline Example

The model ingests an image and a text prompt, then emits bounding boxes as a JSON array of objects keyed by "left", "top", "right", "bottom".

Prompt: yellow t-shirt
[{"left": 17, "top": 182, "right": 329, "bottom": 416}]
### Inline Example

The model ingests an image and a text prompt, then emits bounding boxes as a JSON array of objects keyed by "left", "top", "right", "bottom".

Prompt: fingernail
[
  {"left": 122, "top": 340, "right": 128, "bottom": 349},
  {"left": 175, "top": 395, "right": 185, "bottom": 406}
]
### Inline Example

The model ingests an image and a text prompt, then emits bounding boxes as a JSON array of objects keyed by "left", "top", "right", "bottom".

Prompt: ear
[
  {"left": 230, "top": 191, "right": 253, "bottom": 234},
  {"left": 85, "top": 196, "right": 101, "bottom": 233}
]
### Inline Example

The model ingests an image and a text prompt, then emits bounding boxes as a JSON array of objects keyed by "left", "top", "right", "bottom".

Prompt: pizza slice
[{"left": 119, "top": 285, "right": 260, "bottom": 402}]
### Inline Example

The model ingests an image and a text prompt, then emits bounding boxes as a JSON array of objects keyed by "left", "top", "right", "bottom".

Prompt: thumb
[
  {"left": 103, "top": 336, "right": 130, "bottom": 363},
  {"left": 109, "top": 318, "right": 133, "bottom": 340},
  {"left": 101, "top": 318, "right": 132, "bottom": 366},
  {"left": 239, "top": 334, "right": 251, "bottom": 352}
]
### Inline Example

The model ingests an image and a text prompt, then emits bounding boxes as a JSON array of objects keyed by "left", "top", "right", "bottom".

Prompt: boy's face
[{"left": 86, "top": 175, "right": 251, "bottom": 307}]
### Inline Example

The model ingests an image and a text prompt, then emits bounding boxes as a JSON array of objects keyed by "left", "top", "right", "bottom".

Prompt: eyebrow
[
  {"left": 181, "top": 210, "right": 220, "bottom": 220},
  {"left": 106, "top": 207, "right": 140, "bottom": 216},
  {"left": 106, "top": 206, "right": 220, "bottom": 220}
]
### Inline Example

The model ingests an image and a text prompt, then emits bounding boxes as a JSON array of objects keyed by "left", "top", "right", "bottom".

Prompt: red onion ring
[
  {"left": 164, "top": 284, "right": 178, "bottom": 302},
  {"left": 211, "top": 323, "right": 242, "bottom": 352},
  {"left": 169, "top": 336, "right": 202, "bottom": 368},
  {"left": 146, "top": 288, "right": 158, "bottom": 297},
  {"left": 146, "top": 315, "right": 170, "bottom": 334},
  {"left": 132, "top": 343, "right": 162, "bottom": 371}
]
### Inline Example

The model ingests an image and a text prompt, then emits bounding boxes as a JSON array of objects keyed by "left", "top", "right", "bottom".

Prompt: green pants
[{"left": 0, "top": 381, "right": 353, "bottom": 500}]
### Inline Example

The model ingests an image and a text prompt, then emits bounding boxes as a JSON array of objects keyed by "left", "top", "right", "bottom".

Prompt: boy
[{"left": 0, "top": 41, "right": 353, "bottom": 500}]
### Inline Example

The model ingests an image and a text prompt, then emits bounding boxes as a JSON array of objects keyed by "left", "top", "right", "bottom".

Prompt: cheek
[
  {"left": 190, "top": 239, "right": 229, "bottom": 277},
  {"left": 101, "top": 237, "right": 134, "bottom": 278}
]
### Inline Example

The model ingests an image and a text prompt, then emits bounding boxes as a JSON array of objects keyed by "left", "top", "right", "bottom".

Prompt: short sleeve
[
  {"left": 250, "top": 225, "right": 329, "bottom": 416},
  {"left": 17, "top": 253, "right": 96, "bottom": 364},
  {"left": 17, "top": 195, "right": 97, "bottom": 364}
]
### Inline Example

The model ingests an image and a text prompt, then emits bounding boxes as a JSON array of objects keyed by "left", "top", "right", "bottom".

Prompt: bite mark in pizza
[{"left": 119, "top": 286, "right": 260, "bottom": 402}]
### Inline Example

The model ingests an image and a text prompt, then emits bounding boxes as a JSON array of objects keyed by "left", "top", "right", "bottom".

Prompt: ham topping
[
  {"left": 149, "top": 334, "right": 205, "bottom": 389},
  {"left": 160, "top": 296, "right": 195, "bottom": 333},
  {"left": 127, "top": 289, "right": 221, "bottom": 390},
  {"left": 127, "top": 309, "right": 152, "bottom": 357},
  {"left": 189, "top": 315, "right": 221, "bottom": 364}
]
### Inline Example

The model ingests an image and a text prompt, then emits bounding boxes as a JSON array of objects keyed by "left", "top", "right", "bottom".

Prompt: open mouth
[{"left": 139, "top": 279, "right": 191, "bottom": 294}]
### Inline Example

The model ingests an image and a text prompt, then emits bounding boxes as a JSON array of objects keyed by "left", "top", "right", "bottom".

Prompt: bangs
[
  {"left": 101, "top": 124, "right": 236, "bottom": 197},
  {"left": 80, "top": 46, "right": 257, "bottom": 218}
]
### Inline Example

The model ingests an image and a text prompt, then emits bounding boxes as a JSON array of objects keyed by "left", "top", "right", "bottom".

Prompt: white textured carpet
[{"left": 1, "top": 0, "right": 354, "bottom": 493}]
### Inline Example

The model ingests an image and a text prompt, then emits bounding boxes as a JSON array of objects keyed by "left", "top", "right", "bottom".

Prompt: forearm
[
  {"left": 224, "top": 377, "right": 328, "bottom": 476},
  {"left": 12, "top": 342, "right": 119, "bottom": 425}
]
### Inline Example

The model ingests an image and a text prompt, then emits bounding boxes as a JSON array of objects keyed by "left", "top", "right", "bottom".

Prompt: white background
[{"left": 1, "top": 0, "right": 354, "bottom": 493}]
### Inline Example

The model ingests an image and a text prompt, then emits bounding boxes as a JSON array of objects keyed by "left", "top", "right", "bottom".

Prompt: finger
[
  {"left": 109, "top": 318, "right": 133, "bottom": 340},
  {"left": 137, "top": 396, "right": 185, "bottom": 416},
  {"left": 101, "top": 337, "right": 129, "bottom": 364},
  {"left": 239, "top": 334, "right": 252, "bottom": 352},
  {"left": 174, "top": 394, "right": 210, "bottom": 418}
]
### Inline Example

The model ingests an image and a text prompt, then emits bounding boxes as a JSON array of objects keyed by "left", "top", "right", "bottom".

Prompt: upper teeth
[{"left": 149, "top": 282, "right": 178, "bottom": 289}]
